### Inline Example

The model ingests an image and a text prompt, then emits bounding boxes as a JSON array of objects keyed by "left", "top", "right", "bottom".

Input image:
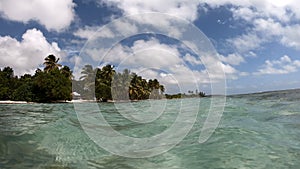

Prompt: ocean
[{"left": 1, "top": 89, "right": 300, "bottom": 168}]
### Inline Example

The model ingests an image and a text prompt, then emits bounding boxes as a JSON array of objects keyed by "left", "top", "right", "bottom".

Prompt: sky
[{"left": 0, "top": 0, "right": 300, "bottom": 95}]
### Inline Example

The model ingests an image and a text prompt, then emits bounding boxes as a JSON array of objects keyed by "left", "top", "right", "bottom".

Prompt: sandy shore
[
  {"left": 0, "top": 99, "right": 139, "bottom": 104},
  {"left": 0, "top": 100, "right": 28, "bottom": 104},
  {"left": 66, "top": 99, "right": 97, "bottom": 103},
  {"left": 0, "top": 100, "right": 97, "bottom": 104}
]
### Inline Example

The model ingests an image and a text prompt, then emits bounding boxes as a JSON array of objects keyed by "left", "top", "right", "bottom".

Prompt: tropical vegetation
[
  {"left": 0, "top": 54, "right": 207, "bottom": 103},
  {"left": 165, "top": 91, "right": 206, "bottom": 99},
  {"left": 0, "top": 55, "right": 72, "bottom": 102},
  {"left": 74, "top": 65, "right": 165, "bottom": 101}
]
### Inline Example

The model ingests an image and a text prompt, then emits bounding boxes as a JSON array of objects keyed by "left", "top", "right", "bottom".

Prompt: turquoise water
[{"left": 1, "top": 89, "right": 300, "bottom": 168}]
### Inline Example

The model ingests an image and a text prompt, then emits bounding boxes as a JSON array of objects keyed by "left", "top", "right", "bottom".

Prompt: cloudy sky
[{"left": 0, "top": 0, "right": 300, "bottom": 94}]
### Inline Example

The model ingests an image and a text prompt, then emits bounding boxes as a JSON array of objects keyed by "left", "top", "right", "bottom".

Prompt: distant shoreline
[
  {"left": 0, "top": 101, "right": 29, "bottom": 104},
  {"left": 228, "top": 88, "right": 300, "bottom": 97},
  {"left": 0, "top": 100, "right": 99, "bottom": 104},
  {"left": 0, "top": 98, "right": 184, "bottom": 104},
  {"left": 0, "top": 99, "right": 140, "bottom": 104},
  {"left": 1, "top": 88, "right": 299, "bottom": 104}
]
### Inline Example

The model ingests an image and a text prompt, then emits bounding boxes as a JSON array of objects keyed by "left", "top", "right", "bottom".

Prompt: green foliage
[
  {"left": 0, "top": 54, "right": 205, "bottom": 103},
  {"left": 43, "top": 54, "right": 62, "bottom": 72},
  {"left": 76, "top": 65, "right": 165, "bottom": 101},
  {"left": 0, "top": 87, "right": 10, "bottom": 100},
  {"left": 0, "top": 55, "right": 72, "bottom": 103},
  {"left": 79, "top": 65, "right": 96, "bottom": 100},
  {"left": 12, "top": 82, "right": 34, "bottom": 102},
  {"left": 0, "top": 66, "right": 17, "bottom": 100},
  {"left": 199, "top": 91, "right": 206, "bottom": 97},
  {"left": 165, "top": 93, "right": 182, "bottom": 99},
  {"left": 95, "top": 83, "right": 112, "bottom": 101},
  {"left": 165, "top": 91, "right": 206, "bottom": 99},
  {"left": 33, "top": 69, "right": 72, "bottom": 102}
]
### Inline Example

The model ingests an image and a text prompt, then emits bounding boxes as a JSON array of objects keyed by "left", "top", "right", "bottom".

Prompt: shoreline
[
  {"left": 0, "top": 100, "right": 29, "bottom": 104},
  {"left": 0, "top": 99, "right": 168, "bottom": 104}
]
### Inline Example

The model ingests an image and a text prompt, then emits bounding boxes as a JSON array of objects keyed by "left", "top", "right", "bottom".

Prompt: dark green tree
[
  {"left": 12, "top": 74, "right": 34, "bottom": 101},
  {"left": 95, "top": 65, "right": 115, "bottom": 101},
  {"left": 31, "top": 55, "right": 72, "bottom": 102},
  {"left": 33, "top": 69, "right": 72, "bottom": 102},
  {"left": 0, "top": 67, "right": 17, "bottom": 100},
  {"left": 43, "top": 54, "right": 62, "bottom": 72}
]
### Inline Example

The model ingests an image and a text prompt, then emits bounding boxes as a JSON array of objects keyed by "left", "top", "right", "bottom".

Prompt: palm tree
[
  {"left": 100, "top": 64, "right": 115, "bottom": 86},
  {"left": 2, "top": 67, "right": 14, "bottom": 78},
  {"left": 153, "top": 79, "right": 160, "bottom": 89},
  {"left": 80, "top": 65, "right": 95, "bottom": 81},
  {"left": 80, "top": 65, "right": 96, "bottom": 93},
  {"left": 148, "top": 79, "right": 160, "bottom": 99},
  {"left": 129, "top": 73, "right": 140, "bottom": 100},
  {"left": 43, "top": 54, "right": 62, "bottom": 72},
  {"left": 111, "top": 72, "right": 129, "bottom": 100},
  {"left": 159, "top": 85, "right": 165, "bottom": 94},
  {"left": 60, "top": 66, "right": 73, "bottom": 80}
]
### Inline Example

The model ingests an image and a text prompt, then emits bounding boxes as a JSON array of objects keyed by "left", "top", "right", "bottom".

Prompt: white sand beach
[{"left": 0, "top": 100, "right": 28, "bottom": 104}]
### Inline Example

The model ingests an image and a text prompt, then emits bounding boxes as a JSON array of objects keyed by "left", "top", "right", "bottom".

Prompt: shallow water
[{"left": 1, "top": 89, "right": 300, "bottom": 168}]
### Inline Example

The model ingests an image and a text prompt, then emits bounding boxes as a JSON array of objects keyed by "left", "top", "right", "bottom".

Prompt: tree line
[
  {"left": 165, "top": 91, "right": 206, "bottom": 99},
  {"left": 0, "top": 55, "right": 72, "bottom": 102},
  {"left": 0, "top": 54, "right": 207, "bottom": 103},
  {"left": 74, "top": 64, "right": 165, "bottom": 101},
  {"left": 0, "top": 54, "right": 165, "bottom": 102}
]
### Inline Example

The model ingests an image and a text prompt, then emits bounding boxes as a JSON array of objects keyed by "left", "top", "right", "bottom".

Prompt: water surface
[{"left": 1, "top": 89, "right": 300, "bottom": 168}]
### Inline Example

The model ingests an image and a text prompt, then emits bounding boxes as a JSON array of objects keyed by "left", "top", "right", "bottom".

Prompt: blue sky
[{"left": 0, "top": 0, "right": 300, "bottom": 95}]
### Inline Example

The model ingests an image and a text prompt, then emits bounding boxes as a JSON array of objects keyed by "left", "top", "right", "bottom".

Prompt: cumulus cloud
[
  {"left": 99, "top": 0, "right": 200, "bottom": 22},
  {"left": 0, "top": 0, "right": 76, "bottom": 31},
  {"left": 85, "top": 0, "right": 202, "bottom": 40},
  {"left": 74, "top": 26, "right": 115, "bottom": 39},
  {"left": 84, "top": 38, "right": 238, "bottom": 89},
  {"left": 73, "top": 10, "right": 191, "bottom": 42},
  {"left": 229, "top": 17, "right": 300, "bottom": 51},
  {"left": 255, "top": 55, "right": 300, "bottom": 75},
  {"left": 281, "top": 25, "right": 300, "bottom": 50},
  {"left": 183, "top": 53, "right": 202, "bottom": 65},
  {"left": 103, "top": 38, "right": 182, "bottom": 69},
  {"left": 219, "top": 53, "right": 245, "bottom": 66},
  {"left": 227, "top": 33, "right": 265, "bottom": 53},
  {"left": 204, "top": 0, "right": 299, "bottom": 22},
  {"left": 216, "top": 0, "right": 300, "bottom": 52},
  {"left": 0, "top": 28, "right": 65, "bottom": 76},
  {"left": 79, "top": 0, "right": 300, "bottom": 53}
]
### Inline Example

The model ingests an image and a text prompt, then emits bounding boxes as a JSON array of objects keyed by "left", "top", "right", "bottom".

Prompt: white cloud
[
  {"left": 219, "top": 0, "right": 300, "bottom": 52},
  {"left": 99, "top": 0, "right": 200, "bottom": 22},
  {"left": 253, "top": 18, "right": 283, "bottom": 36},
  {"left": 228, "top": 17, "right": 300, "bottom": 52},
  {"left": 80, "top": 37, "right": 236, "bottom": 92},
  {"left": 0, "top": 28, "right": 65, "bottom": 76},
  {"left": 219, "top": 53, "right": 245, "bottom": 65},
  {"left": 255, "top": 55, "right": 300, "bottom": 75},
  {"left": 74, "top": 26, "right": 115, "bottom": 39},
  {"left": 204, "top": 0, "right": 299, "bottom": 22},
  {"left": 87, "top": 0, "right": 300, "bottom": 53},
  {"left": 227, "top": 33, "right": 264, "bottom": 53},
  {"left": 281, "top": 25, "right": 300, "bottom": 50},
  {"left": 239, "top": 72, "right": 249, "bottom": 76},
  {"left": 104, "top": 38, "right": 182, "bottom": 68},
  {"left": 113, "top": 20, "right": 138, "bottom": 37},
  {"left": 0, "top": 0, "right": 76, "bottom": 31},
  {"left": 183, "top": 53, "right": 202, "bottom": 65},
  {"left": 222, "top": 63, "right": 238, "bottom": 79},
  {"left": 91, "top": 0, "right": 202, "bottom": 40},
  {"left": 73, "top": 19, "right": 139, "bottom": 40},
  {"left": 231, "top": 7, "right": 257, "bottom": 22},
  {"left": 248, "top": 51, "right": 257, "bottom": 57}
]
